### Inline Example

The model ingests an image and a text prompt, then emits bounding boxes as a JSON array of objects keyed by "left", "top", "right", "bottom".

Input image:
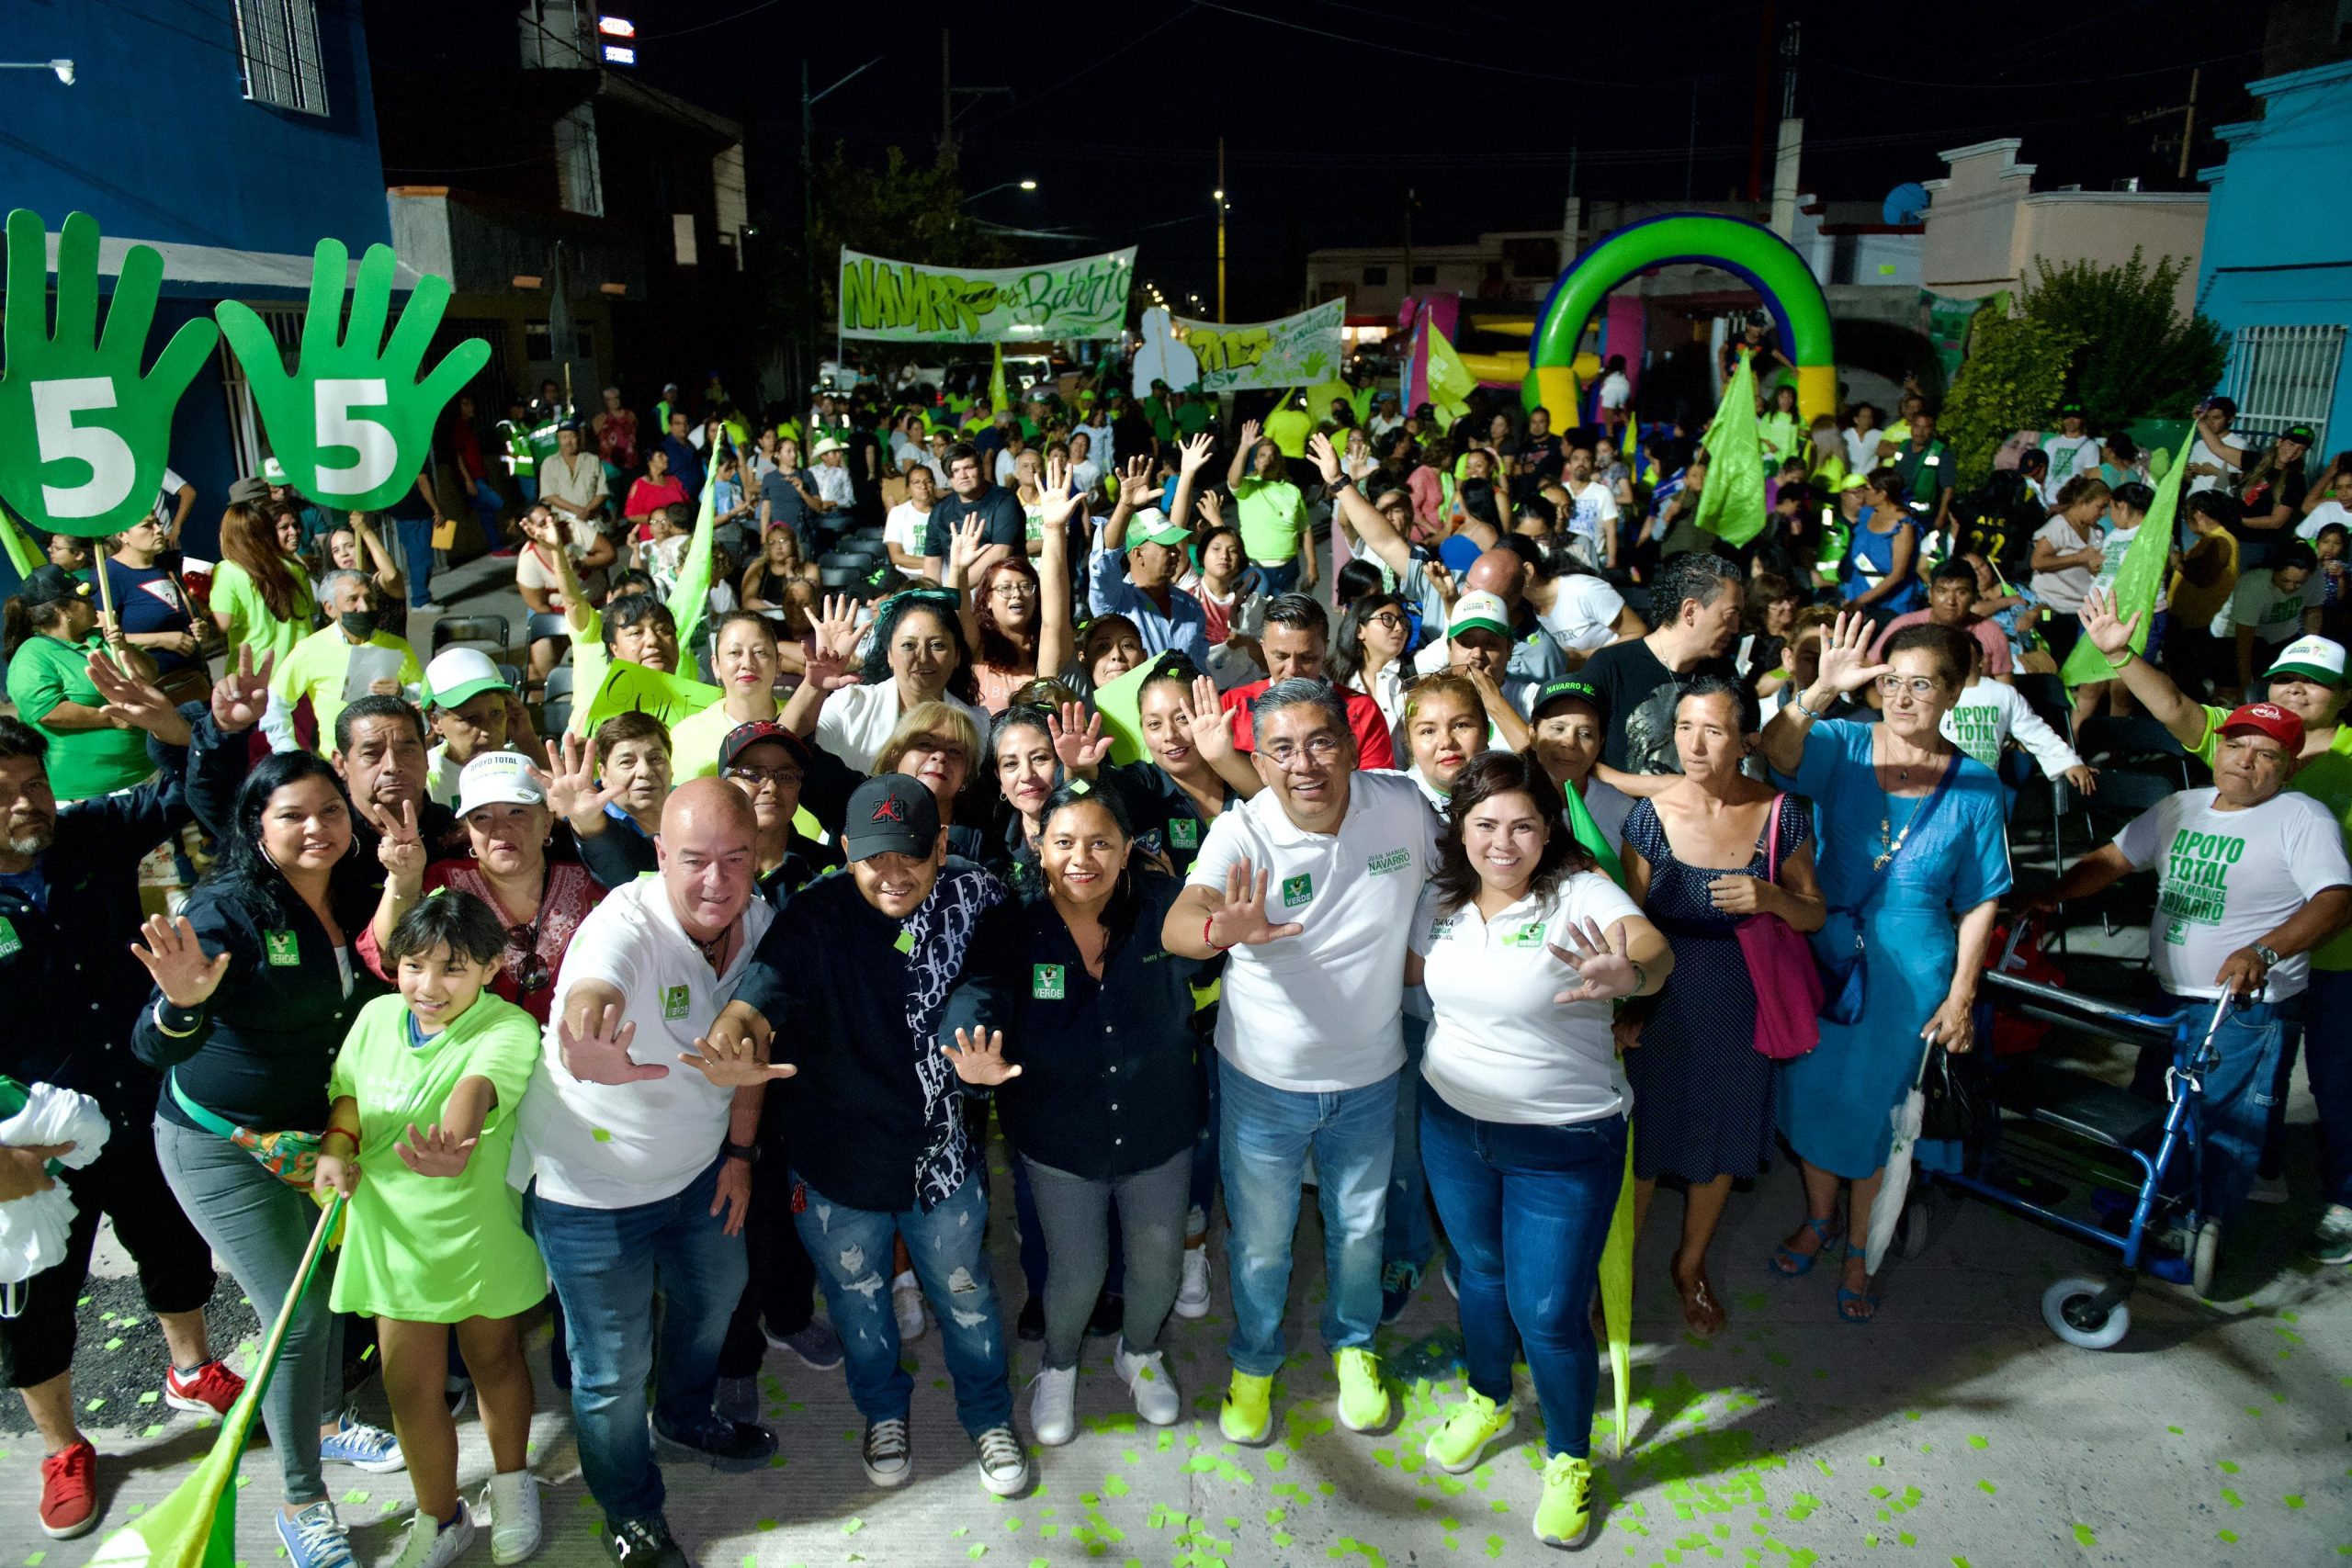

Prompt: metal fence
[{"left": 2220, "top": 322, "right": 2345, "bottom": 454}]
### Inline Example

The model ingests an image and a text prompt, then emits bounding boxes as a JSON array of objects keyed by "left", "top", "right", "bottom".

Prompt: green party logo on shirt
[
  {"left": 1365, "top": 848, "right": 1412, "bottom": 876},
  {"left": 1032, "top": 964, "right": 1066, "bottom": 1000},
  {"left": 0, "top": 916, "right": 19, "bottom": 960},
  {"left": 263, "top": 929, "right": 300, "bottom": 966},
  {"left": 662, "top": 985, "right": 690, "bottom": 1021},
  {"left": 2158, "top": 827, "right": 2243, "bottom": 941},
  {"left": 1169, "top": 818, "right": 1200, "bottom": 850},
  {"left": 894, "top": 928, "right": 916, "bottom": 954},
  {"left": 1281, "top": 874, "right": 1314, "bottom": 908},
  {"left": 1503, "top": 923, "right": 1549, "bottom": 949}
]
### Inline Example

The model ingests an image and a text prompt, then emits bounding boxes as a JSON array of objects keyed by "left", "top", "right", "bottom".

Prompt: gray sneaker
[
  {"left": 2310, "top": 1203, "right": 2352, "bottom": 1266},
  {"left": 764, "top": 1320, "right": 844, "bottom": 1371}
]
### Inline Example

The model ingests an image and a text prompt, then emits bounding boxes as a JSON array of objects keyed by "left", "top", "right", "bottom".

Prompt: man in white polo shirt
[
  {"left": 514, "top": 778, "right": 790, "bottom": 1568},
  {"left": 1164, "top": 678, "right": 1440, "bottom": 1445}
]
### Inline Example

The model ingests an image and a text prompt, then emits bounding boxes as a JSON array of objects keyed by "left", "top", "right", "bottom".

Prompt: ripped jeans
[{"left": 790, "top": 1168, "right": 1012, "bottom": 1436}]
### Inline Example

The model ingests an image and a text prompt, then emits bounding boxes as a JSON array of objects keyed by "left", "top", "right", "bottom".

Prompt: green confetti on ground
[
  {"left": 142, "top": 1424, "right": 166, "bottom": 1438},
  {"left": 967, "top": 1549, "right": 987, "bottom": 1561},
  {"left": 104, "top": 1337, "right": 124, "bottom": 1350},
  {"left": 1966, "top": 1435, "right": 1987, "bottom": 1450},
  {"left": 2219, "top": 1461, "right": 2240, "bottom": 1473},
  {"left": 2222, "top": 1489, "right": 2243, "bottom": 1508},
  {"left": 84, "top": 1399, "right": 103, "bottom": 1412},
  {"left": 1484, "top": 1535, "right": 1505, "bottom": 1559},
  {"left": 842, "top": 1517, "right": 865, "bottom": 1535},
  {"left": 1977, "top": 1481, "right": 1996, "bottom": 1495},
  {"left": 1867, "top": 1455, "right": 1883, "bottom": 1466},
  {"left": 2287, "top": 1495, "right": 2307, "bottom": 1509},
  {"left": 2072, "top": 1525, "right": 2097, "bottom": 1548},
  {"left": 342, "top": 1490, "right": 368, "bottom": 1505},
  {"left": 2219, "top": 1531, "right": 2238, "bottom": 1544},
  {"left": 27, "top": 1554, "right": 46, "bottom": 1567},
  {"left": 592, "top": 1127, "right": 612, "bottom": 1142},
  {"left": 138, "top": 1391, "right": 159, "bottom": 1404}
]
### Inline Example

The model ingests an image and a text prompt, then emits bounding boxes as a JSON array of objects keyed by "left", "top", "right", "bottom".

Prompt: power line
[
  {"left": 1188, "top": 0, "right": 1642, "bottom": 85},
  {"left": 958, "top": 6, "right": 1203, "bottom": 135}
]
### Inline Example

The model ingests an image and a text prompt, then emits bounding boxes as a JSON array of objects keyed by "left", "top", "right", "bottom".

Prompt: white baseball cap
[
  {"left": 454, "top": 750, "right": 544, "bottom": 819},
  {"left": 2266, "top": 634, "right": 2346, "bottom": 687},
  {"left": 1448, "top": 591, "right": 1512, "bottom": 640},
  {"left": 424, "top": 648, "right": 507, "bottom": 711}
]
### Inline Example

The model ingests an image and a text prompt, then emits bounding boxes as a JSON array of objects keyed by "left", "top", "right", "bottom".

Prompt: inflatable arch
[{"left": 1527, "top": 214, "right": 1837, "bottom": 424}]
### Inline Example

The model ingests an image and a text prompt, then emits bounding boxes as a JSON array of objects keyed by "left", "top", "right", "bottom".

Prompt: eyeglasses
[
  {"left": 725, "top": 765, "right": 804, "bottom": 791},
  {"left": 1363, "top": 611, "right": 1407, "bottom": 630},
  {"left": 989, "top": 581, "right": 1038, "bottom": 599},
  {"left": 1261, "top": 734, "right": 1346, "bottom": 768},
  {"left": 505, "top": 925, "right": 551, "bottom": 994},
  {"left": 1875, "top": 675, "right": 1942, "bottom": 698}
]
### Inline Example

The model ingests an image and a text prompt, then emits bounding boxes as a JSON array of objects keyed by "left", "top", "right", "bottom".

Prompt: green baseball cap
[{"left": 1125, "top": 511, "right": 1188, "bottom": 550}]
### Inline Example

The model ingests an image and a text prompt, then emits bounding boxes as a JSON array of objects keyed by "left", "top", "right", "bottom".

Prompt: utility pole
[
  {"left": 2132, "top": 67, "right": 2202, "bottom": 181},
  {"left": 1401, "top": 186, "right": 1418, "bottom": 316},
  {"left": 1215, "top": 138, "right": 1228, "bottom": 323},
  {"left": 802, "top": 55, "right": 881, "bottom": 389},
  {"left": 939, "top": 30, "right": 954, "bottom": 164}
]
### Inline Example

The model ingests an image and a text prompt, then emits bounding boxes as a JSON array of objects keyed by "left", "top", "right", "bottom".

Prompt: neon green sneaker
[
  {"left": 1333, "top": 1348, "right": 1390, "bottom": 1432},
  {"left": 1219, "top": 1371, "right": 1273, "bottom": 1445},
  {"left": 1534, "top": 1452, "right": 1594, "bottom": 1548},
  {"left": 1423, "top": 1388, "right": 1514, "bottom": 1473}
]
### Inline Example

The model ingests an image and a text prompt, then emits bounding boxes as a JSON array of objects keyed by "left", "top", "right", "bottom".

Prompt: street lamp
[
  {"left": 963, "top": 179, "right": 1039, "bottom": 205},
  {"left": 0, "top": 60, "right": 74, "bottom": 84}
]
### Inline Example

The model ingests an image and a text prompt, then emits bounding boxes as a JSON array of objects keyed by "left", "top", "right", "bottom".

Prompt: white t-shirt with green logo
[
  {"left": 1186, "top": 770, "right": 1440, "bottom": 1092},
  {"left": 2113, "top": 786, "right": 2351, "bottom": 1001},
  {"left": 2041, "top": 433, "right": 2100, "bottom": 487}
]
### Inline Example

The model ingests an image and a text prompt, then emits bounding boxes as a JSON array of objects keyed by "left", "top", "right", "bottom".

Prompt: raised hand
[
  {"left": 1206, "top": 858, "right": 1305, "bottom": 948},
  {"left": 393, "top": 1122, "right": 478, "bottom": 1179},
  {"left": 377, "top": 797, "right": 425, "bottom": 885},
  {"left": 558, "top": 1001, "right": 666, "bottom": 1084},
  {"left": 678, "top": 1029, "right": 797, "bottom": 1088},
  {"left": 1238, "top": 419, "right": 1261, "bottom": 451},
  {"left": 941, "top": 1027, "right": 1021, "bottom": 1086},
  {"left": 1548, "top": 918, "right": 1640, "bottom": 1004},
  {"left": 1117, "top": 455, "right": 1157, "bottom": 508},
  {"left": 1306, "top": 430, "right": 1342, "bottom": 486},
  {"left": 947, "top": 514, "right": 987, "bottom": 578},
  {"left": 1422, "top": 559, "right": 1459, "bottom": 608},
  {"left": 542, "top": 733, "right": 624, "bottom": 823},
  {"left": 1194, "top": 489, "right": 1226, "bottom": 529},
  {"left": 1048, "top": 701, "right": 1113, "bottom": 772},
  {"left": 1813, "top": 610, "right": 1891, "bottom": 697},
  {"left": 1178, "top": 432, "right": 1216, "bottom": 477},
  {"left": 215, "top": 238, "right": 490, "bottom": 511},
  {"left": 804, "top": 592, "right": 865, "bottom": 690},
  {"left": 2077, "top": 586, "right": 2140, "bottom": 660},
  {"left": 209, "top": 645, "right": 276, "bottom": 734},
  {"left": 1038, "top": 457, "right": 1084, "bottom": 528},
  {"left": 1180, "top": 673, "right": 1237, "bottom": 765},
  {"left": 85, "top": 651, "right": 189, "bottom": 743},
  {"left": 0, "top": 210, "right": 220, "bottom": 536},
  {"left": 130, "top": 914, "right": 231, "bottom": 1010}
]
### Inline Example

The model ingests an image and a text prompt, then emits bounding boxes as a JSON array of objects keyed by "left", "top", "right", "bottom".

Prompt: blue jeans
[
  {"left": 791, "top": 1169, "right": 1012, "bottom": 1436},
  {"left": 1217, "top": 1056, "right": 1396, "bottom": 1377},
  {"left": 2132, "top": 996, "right": 2290, "bottom": 1225},
  {"left": 469, "top": 479, "right": 505, "bottom": 543},
  {"left": 1419, "top": 1091, "right": 1625, "bottom": 1460},
  {"left": 525, "top": 1156, "right": 746, "bottom": 1530},
  {"left": 1253, "top": 558, "right": 1302, "bottom": 596},
  {"left": 1382, "top": 1017, "right": 1437, "bottom": 1274},
  {"left": 395, "top": 514, "right": 437, "bottom": 606}
]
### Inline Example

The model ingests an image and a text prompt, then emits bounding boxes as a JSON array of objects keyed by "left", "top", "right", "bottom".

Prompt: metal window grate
[
  {"left": 218, "top": 304, "right": 306, "bottom": 476},
  {"left": 2220, "top": 323, "right": 2345, "bottom": 454},
  {"left": 232, "top": 0, "right": 330, "bottom": 117},
  {"left": 554, "top": 103, "right": 605, "bottom": 218}
]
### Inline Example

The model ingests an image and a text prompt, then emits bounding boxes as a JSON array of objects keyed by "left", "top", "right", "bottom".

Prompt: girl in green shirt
[
  {"left": 316, "top": 892, "right": 544, "bottom": 1568},
  {"left": 211, "top": 501, "right": 318, "bottom": 672}
]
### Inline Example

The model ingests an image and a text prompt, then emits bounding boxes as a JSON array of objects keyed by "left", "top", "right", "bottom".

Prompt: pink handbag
[{"left": 1735, "top": 795, "right": 1823, "bottom": 1060}]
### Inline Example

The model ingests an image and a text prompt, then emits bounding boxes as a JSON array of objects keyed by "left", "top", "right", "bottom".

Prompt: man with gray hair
[
  {"left": 1163, "top": 678, "right": 1440, "bottom": 1447},
  {"left": 266, "top": 568, "right": 424, "bottom": 756}
]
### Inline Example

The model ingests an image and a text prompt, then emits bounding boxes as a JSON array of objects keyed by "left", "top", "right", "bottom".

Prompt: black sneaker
[
  {"left": 653, "top": 1416, "right": 776, "bottom": 1472},
  {"left": 1016, "top": 1295, "right": 1046, "bottom": 1343},
  {"left": 605, "top": 1516, "right": 693, "bottom": 1568},
  {"left": 1085, "top": 1292, "right": 1124, "bottom": 1338}
]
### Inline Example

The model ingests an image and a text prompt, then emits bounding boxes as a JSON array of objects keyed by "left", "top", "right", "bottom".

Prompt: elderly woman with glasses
[
  {"left": 1752, "top": 615, "right": 2009, "bottom": 1324},
  {"left": 360, "top": 750, "right": 605, "bottom": 1027}
]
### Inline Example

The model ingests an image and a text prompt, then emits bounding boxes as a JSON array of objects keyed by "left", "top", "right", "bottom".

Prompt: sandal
[
  {"left": 1670, "top": 1260, "right": 1727, "bottom": 1337},
  {"left": 1835, "top": 1245, "right": 1879, "bottom": 1324},
  {"left": 1769, "top": 1215, "right": 1840, "bottom": 1279}
]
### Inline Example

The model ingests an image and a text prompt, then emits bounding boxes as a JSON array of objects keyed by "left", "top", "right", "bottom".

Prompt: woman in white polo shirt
[
  {"left": 784, "top": 588, "right": 990, "bottom": 773},
  {"left": 1405, "top": 750, "right": 1671, "bottom": 1551}
]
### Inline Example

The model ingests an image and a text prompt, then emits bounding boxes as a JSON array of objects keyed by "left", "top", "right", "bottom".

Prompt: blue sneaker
[
  {"left": 1380, "top": 1259, "right": 1422, "bottom": 1325},
  {"left": 319, "top": 1413, "right": 405, "bottom": 1472},
  {"left": 277, "top": 1502, "right": 358, "bottom": 1568}
]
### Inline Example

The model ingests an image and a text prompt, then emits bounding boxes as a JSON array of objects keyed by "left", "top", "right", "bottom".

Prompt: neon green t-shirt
[
  {"left": 210, "top": 557, "right": 316, "bottom": 672},
  {"left": 1232, "top": 475, "right": 1308, "bottom": 564},
  {"left": 3, "top": 633, "right": 153, "bottom": 800},
  {"left": 325, "top": 991, "right": 547, "bottom": 1323},
  {"left": 272, "top": 626, "right": 424, "bottom": 755},
  {"left": 669, "top": 697, "right": 763, "bottom": 780},
  {"left": 2189, "top": 705, "right": 2352, "bottom": 970}
]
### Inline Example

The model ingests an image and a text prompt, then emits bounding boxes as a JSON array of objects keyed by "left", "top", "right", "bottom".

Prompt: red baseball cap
[{"left": 2217, "top": 702, "right": 2303, "bottom": 751}]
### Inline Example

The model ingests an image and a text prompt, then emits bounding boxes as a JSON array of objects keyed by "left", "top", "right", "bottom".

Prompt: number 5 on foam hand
[
  {"left": 0, "top": 210, "right": 219, "bottom": 537},
  {"left": 214, "top": 237, "right": 489, "bottom": 511}
]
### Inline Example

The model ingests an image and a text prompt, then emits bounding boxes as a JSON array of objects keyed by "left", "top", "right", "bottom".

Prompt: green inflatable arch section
[{"left": 1529, "top": 213, "right": 1838, "bottom": 421}]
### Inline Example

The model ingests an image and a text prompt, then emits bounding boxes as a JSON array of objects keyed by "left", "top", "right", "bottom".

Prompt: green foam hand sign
[
  {"left": 0, "top": 209, "right": 220, "bottom": 537},
  {"left": 215, "top": 238, "right": 489, "bottom": 510}
]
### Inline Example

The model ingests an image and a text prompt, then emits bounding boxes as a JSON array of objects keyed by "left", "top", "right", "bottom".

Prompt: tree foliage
[
  {"left": 1939, "top": 312, "right": 2079, "bottom": 489},
  {"left": 2020, "top": 250, "right": 2227, "bottom": 430}
]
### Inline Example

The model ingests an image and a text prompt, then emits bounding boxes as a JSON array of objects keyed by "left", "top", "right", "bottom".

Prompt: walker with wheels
[{"left": 1894, "top": 970, "right": 2232, "bottom": 1349}]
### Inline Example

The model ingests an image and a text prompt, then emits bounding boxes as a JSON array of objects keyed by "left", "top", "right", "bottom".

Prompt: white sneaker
[
  {"left": 1174, "top": 1247, "right": 1211, "bottom": 1319},
  {"left": 973, "top": 1424, "right": 1031, "bottom": 1497},
  {"left": 892, "top": 1271, "right": 929, "bottom": 1342},
  {"left": 1114, "top": 1345, "right": 1181, "bottom": 1427},
  {"left": 1029, "top": 1363, "right": 1079, "bottom": 1447},
  {"left": 389, "top": 1500, "right": 475, "bottom": 1568},
  {"left": 483, "top": 1471, "right": 541, "bottom": 1565}
]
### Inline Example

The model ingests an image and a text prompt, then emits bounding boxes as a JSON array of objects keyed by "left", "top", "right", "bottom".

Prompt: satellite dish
[{"left": 1883, "top": 182, "right": 1929, "bottom": 226}]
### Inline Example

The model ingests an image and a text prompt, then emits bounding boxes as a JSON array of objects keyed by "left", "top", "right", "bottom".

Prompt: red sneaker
[
  {"left": 39, "top": 1438, "right": 97, "bottom": 1540},
  {"left": 164, "top": 1358, "right": 246, "bottom": 1417}
]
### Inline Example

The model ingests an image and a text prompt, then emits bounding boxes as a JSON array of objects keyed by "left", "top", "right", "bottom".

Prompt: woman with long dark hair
[
  {"left": 130, "top": 751, "right": 403, "bottom": 1568},
  {"left": 1331, "top": 591, "right": 1413, "bottom": 748},
  {"left": 212, "top": 501, "right": 318, "bottom": 672},
  {"left": 785, "top": 589, "right": 989, "bottom": 772},
  {"left": 1407, "top": 751, "right": 1670, "bottom": 1547},
  {"left": 948, "top": 457, "right": 1078, "bottom": 711}
]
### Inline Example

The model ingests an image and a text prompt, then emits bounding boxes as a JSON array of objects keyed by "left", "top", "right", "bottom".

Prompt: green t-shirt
[
  {"left": 272, "top": 626, "right": 424, "bottom": 755},
  {"left": 210, "top": 557, "right": 317, "bottom": 672},
  {"left": 1232, "top": 475, "right": 1308, "bottom": 563},
  {"left": 3, "top": 633, "right": 153, "bottom": 800},
  {"left": 326, "top": 991, "right": 547, "bottom": 1323},
  {"left": 2190, "top": 706, "right": 2352, "bottom": 970},
  {"left": 568, "top": 606, "right": 608, "bottom": 735},
  {"left": 669, "top": 696, "right": 755, "bottom": 781},
  {"left": 1173, "top": 401, "right": 1213, "bottom": 435}
]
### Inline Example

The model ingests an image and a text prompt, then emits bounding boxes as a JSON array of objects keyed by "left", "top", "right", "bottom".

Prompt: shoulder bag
[{"left": 1736, "top": 795, "right": 1823, "bottom": 1059}]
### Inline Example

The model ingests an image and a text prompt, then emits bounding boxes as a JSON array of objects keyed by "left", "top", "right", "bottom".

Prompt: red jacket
[{"left": 1220, "top": 681, "right": 1396, "bottom": 771}]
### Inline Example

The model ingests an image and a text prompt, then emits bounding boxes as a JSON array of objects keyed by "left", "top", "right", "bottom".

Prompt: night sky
[{"left": 463, "top": 0, "right": 2285, "bottom": 318}]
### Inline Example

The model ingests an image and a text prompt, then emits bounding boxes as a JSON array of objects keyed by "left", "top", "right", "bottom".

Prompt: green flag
[
  {"left": 92, "top": 1195, "right": 345, "bottom": 1568},
  {"left": 989, "top": 341, "right": 1010, "bottom": 414},
  {"left": 1086, "top": 657, "right": 1156, "bottom": 767},
  {"left": 1600, "top": 1135, "right": 1636, "bottom": 1457},
  {"left": 665, "top": 439, "right": 724, "bottom": 659},
  {"left": 1564, "top": 779, "right": 1626, "bottom": 887},
  {"left": 2061, "top": 430, "right": 2193, "bottom": 688},
  {"left": 1695, "top": 353, "right": 1768, "bottom": 548},
  {"left": 579, "top": 658, "right": 723, "bottom": 736},
  {"left": 0, "top": 503, "right": 41, "bottom": 581},
  {"left": 1426, "top": 326, "right": 1476, "bottom": 428}
]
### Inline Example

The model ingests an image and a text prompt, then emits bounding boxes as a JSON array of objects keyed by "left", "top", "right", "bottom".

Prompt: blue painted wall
[
  {"left": 2197, "top": 59, "right": 2352, "bottom": 452},
  {"left": 0, "top": 0, "right": 390, "bottom": 255}
]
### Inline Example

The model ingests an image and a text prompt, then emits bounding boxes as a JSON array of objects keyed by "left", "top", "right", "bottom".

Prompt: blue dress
[
  {"left": 1840, "top": 510, "right": 1923, "bottom": 615},
  {"left": 1776, "top": 721, "right": 2010, "bottom": 1178}
]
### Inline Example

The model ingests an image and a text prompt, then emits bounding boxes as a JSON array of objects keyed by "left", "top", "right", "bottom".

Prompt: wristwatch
[
  {"left": 2252, "top": 943, "right": 2281, "bottom": 969},
  {"left": 723, "top": 1141, "right": 761, "bottom": 1165}
]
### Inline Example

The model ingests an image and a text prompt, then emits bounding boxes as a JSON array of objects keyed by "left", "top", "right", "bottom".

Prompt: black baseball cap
[
  {"left": 842, "top": 773, "right": 940, "bottom": 862},
  {"left": 1532, "top": 675, "right": 1606, "bottom": 721},
  {"left": 718, "top": 720, "right": 813, "bottom": 774},
  {"left": 17, "top": 565, "right": 92, "bottom": 608},
  {"left": 2281, "top": 424, "right": 2318, "bottom": 448}
]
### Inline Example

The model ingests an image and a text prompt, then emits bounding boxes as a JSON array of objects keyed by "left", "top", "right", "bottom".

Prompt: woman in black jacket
[{"left": 131, "top": 751, "right": 403, "bottom": 1568}]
